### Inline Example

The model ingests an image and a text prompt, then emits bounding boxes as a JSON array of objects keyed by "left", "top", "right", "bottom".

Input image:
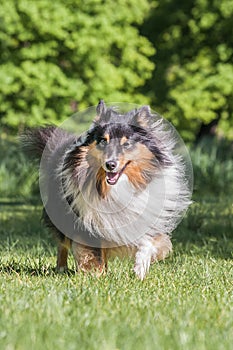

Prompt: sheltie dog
[{"left": 22, "top": 100, "right": 192, "bottom": 279}]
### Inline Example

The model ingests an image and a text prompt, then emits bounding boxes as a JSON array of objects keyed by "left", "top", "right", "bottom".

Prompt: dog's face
[
  {"left": 87, "top": 123, "right": 156, "bottom": 189},
  {"left": 64, "top": 101, "right": 170, "bottom": 198}
]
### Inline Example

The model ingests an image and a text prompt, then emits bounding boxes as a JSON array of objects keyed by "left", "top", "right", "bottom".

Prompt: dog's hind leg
[
  {"left": 151, "top": 233, "right": 172, "bottom": 262},
  {"left": 71, "top": 242, "right": 107, "bottom": 276},
  {"left": 134, "top": 233, "right": 172, "bottom": 280},
  {"left": 56, "top": 237, "right": 71, "bottom": 272},
  {"left": 42, "top": 208, "right": 71, "bottom": 272}
]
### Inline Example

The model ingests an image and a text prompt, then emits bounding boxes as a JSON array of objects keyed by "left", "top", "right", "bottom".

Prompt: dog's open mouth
[
  {"left": 105, "top": 162, "right": 130, "bottom": 185},
  {"left": 106, "top": 172, "right": 120, "bottom": 185}
]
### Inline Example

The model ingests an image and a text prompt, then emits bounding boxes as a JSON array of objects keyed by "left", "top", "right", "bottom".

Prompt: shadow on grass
[
  {"left": 173, "top": 197, "right": 233, "bottom": 259},
  {"left": 0, "top": 191, "right": 233, "bottom": 283},
  {"left": 0, "top": 263, "right": 76, "bottom": 277},
  {"left": 0, "top": 201, "right": 78, "bottom": 276}
]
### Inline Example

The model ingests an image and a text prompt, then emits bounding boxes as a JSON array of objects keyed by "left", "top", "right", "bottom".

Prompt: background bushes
[
  {"left": 0, "top": 0, "right": 154, "bottom": 130},
  {"left": 0, "top": 0, "right": 232, "bottom": 141}
]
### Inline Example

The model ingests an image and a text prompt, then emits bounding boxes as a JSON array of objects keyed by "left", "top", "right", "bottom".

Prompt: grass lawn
[
  {"left": 0, "top": 197, "right": 232, "bottom": 350},
  {"left": 0, "top": 137, "right": 233, "bottom": 349}
]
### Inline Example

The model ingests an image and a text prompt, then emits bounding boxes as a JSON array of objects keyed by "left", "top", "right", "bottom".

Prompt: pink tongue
[{"left": 106, "top": 172, "right": 119, "bottom": 184}]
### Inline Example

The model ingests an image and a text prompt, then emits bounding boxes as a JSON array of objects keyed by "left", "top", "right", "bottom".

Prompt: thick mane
[{"left": 59, "top": 109, "right": 192, "bottom": 247}]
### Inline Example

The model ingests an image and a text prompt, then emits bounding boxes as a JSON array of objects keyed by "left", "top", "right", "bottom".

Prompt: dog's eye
[
  {"left": 98, "top": 138, "right": 108, "bottom": 147},
  {"left": 123, "top": 141, "right": 132, "bottom": 149}
]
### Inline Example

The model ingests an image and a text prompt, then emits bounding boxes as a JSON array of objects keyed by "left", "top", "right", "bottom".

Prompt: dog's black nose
[{"left": 105, "top": 160, "right": 117, "bottom": 171}]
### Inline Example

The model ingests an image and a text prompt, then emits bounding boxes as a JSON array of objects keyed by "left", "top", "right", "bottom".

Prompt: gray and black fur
[{"left": 21, "top": 101, "right": 192, "bottom": 279}]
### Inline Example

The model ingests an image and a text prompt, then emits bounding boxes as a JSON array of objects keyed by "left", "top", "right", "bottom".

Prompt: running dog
[{"left": 22, "top": 101, "right": 191, "bottom": 279}]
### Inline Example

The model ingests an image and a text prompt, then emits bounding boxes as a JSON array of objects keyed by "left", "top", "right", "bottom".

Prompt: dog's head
[{"left": 65, "top": 101, "right": 171, "bottom": 197}]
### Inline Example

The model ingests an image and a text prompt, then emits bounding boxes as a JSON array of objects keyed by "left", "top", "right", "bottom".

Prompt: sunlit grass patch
[
  {"left": 0, "top": 136, "right": 232, "bottom": 349},
  {"left": 0, "top": 199, "right": 233, "bottom": 350}
]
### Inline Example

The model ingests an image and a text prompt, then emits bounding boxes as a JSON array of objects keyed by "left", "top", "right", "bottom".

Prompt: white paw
[
  {"left": 134, "top": 238, "right": 158, "bottom": 280},
  {"left": 134, "top": 254, "right": 151, "bottom": 280}
]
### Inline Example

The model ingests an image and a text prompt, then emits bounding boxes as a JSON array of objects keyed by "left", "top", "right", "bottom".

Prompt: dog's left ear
[{"left": 132, "top": 105, "right": 152, "bottom": 129}]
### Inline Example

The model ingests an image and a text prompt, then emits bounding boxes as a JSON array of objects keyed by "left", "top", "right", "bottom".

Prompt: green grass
[
  {"left": 191, "top": 137, "right": 233, "bottom": 197},
  {"left": 0, "top": 136, "right": 233, "bottom": 349},
  {"left": 0, "top": 198, "right": 233, "bottom": 350}
]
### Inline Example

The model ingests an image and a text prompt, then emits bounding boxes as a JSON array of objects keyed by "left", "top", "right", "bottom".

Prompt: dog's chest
[{"left": 73, "top": 174, "right": 150, "bottom": 244}]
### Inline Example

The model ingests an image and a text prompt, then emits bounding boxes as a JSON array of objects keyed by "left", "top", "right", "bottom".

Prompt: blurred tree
[
  {"left": 142, "top": 0, "right": 233, "bottom": 141},
  {"left": 0, "top": 0, "right": 154, "bottom": 131}
]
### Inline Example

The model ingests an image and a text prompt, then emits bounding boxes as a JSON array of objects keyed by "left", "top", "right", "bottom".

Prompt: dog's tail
[{"left": 20, "top": 125, "right": 58, "bottom": 161}]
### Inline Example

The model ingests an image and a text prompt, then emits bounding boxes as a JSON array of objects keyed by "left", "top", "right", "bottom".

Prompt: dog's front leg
[
  {"left": 134, "top": 233, "right": 172, "bottom": 280},
  {"left": 71, "top": 242, "right": 107, "bottom": 276},
  {"left": 56, "top": 237, "right": 71, "bottom": 272},
  {"left": 134, "top": 237, "right": 156, "bottom": 280}
]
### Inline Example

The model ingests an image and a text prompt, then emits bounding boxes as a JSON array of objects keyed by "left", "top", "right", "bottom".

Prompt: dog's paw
[
  {"left": 134, "top": 254, "right": 151, "bottom": 280},
  {"left": 134, "top": 238, "right": 159, "bottom": 280},
  {"left": 57, "top": 266, "right": 68, "bottom": 273}
]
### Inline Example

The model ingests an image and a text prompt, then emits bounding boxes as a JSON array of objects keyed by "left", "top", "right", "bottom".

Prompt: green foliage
[
  {"left": 142, "top": 0, "right": 233, "bottom": 141},
  {"left": 1, "top": 0, "right": 233, "bottom": 140},
  {"left": 0, "top": 0, "right": 154, "bottom": 130}
]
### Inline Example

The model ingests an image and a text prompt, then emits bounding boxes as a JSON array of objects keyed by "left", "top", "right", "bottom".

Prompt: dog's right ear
[
  {"left": 95, "top": 100, "right": 118, "bottom": 124},
  {"left": 95, "top": 100, "right": 107, "bottom": 120}
]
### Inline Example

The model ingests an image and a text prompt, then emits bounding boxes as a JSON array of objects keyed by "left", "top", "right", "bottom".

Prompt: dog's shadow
[
  {"left": 0, "top": 199, "right": 232, "bottom": 278},
  {"left": 173, "top": 199, "right": 233, "bottom": 260},
  {"left": 0, "top": 263, "right": 76, "bottom": 277}
]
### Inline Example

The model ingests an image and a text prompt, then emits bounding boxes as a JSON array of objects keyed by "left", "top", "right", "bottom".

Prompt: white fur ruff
[{"left": 61, "top": 118, "right": 192, "bottom": 248}]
